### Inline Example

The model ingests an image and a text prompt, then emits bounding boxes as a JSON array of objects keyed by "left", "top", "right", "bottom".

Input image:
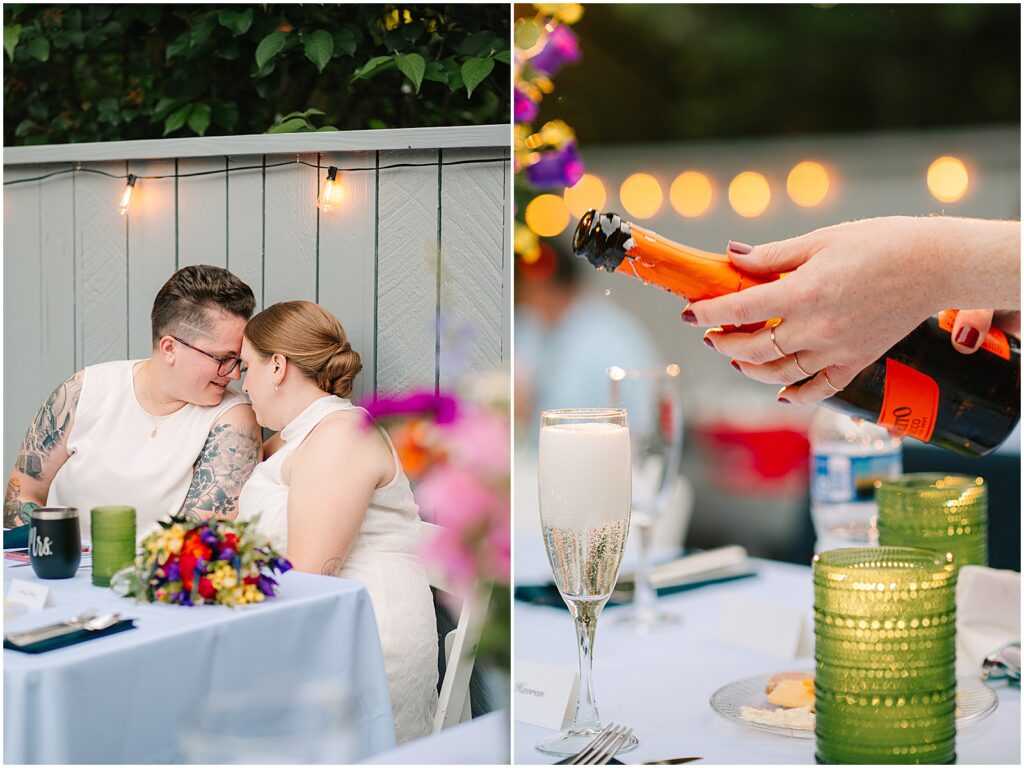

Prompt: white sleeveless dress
[
  {"left": 236, "top": 395, "right": 439, "bottom": 743},
  {"left": 47, "top": 359, "right": 248, "bottom": 542}
]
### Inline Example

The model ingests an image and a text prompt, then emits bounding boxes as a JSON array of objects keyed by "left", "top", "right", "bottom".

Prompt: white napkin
[{"left": 956, "top": 565, "right": 1021, "bottom": 678}]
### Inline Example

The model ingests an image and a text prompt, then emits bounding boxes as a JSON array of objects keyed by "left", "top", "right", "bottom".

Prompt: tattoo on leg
[
  {"left": 14, "top": 372, "right": 83, "bottom": 480},
  {"left": 180, "top": 422, "right": 262, "bottom": 520},
  {"left": 321, "top": 557, "right": 344, "bottom": 577}
]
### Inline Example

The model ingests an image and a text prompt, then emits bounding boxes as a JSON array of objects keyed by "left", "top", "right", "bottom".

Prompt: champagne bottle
[{"left": 572, "top": 209, "right": 1021, "bottom": 457}]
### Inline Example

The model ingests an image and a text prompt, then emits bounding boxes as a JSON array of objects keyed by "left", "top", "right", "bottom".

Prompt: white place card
[
  {"left": 714, "top": 594, "right": 814, "bottom": 660},
  {"left": 514, "top": 660, "right": 579, "bottom": 729},
  {"left": 6, "top": 578, "right": 54, "bottom": 611}
]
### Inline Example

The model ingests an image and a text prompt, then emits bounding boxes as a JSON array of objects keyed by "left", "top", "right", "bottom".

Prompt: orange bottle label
[
  {"left": 877, "top": 359, "right": 939, "bottom": 442},
  {"left": 937, "top": 310, "right": 1011, "bottom": 360}
]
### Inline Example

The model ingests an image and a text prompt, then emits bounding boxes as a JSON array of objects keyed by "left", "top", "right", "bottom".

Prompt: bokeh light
[
  {"left": 669, "top": 171, "right": 713, "bottom": 217},
  {"left": 619, "top": 173, "right": 663, "bottom": 218},
  {"left": 728, "top": 171, "right": 771, "bottom": 218},
  {"left": 524, "top": 194, "right": 570, "bottom": 237},
  {"left": 786, "top": 161, "right": 830, "bottom": 207},
  {"left": 563, "top": 173, "right": 607, "bottom": 218},
  {"left": 927, "top": 156, "right": 969, "bottom": 203}
]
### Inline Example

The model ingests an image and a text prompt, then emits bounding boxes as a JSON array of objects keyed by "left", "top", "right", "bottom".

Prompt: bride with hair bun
[{"left": 236, "top": 300, "right": 438, "bottom": 743}]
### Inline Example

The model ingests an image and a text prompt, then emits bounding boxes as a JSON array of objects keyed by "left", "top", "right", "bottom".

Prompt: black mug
[{"left": 29, "top": 507, "right": 82, "bottom": 579}]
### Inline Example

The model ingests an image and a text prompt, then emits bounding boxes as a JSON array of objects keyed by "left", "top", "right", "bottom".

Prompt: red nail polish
[
  {"left": 703, "top": 334, "right": 715, "bottom": 349},
  {"left": 730, "top": 359, "right": 741, "bottom": 371},
  {"left": 681, "top": 309, "right": 697, "bottom": 325},
  {"left": 955, "top": 326, "right": 980, "bottom": 347},
  {"left": 728, "top": 240, "right": 753, "bottom": 255}
]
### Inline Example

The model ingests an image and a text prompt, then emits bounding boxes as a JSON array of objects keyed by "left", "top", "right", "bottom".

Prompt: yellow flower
[{"left": 534, "top": 3, "right": 584, "bottom": 24}]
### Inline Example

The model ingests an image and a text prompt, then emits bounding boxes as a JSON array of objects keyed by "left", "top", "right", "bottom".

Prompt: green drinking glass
[
  {"left": 813, "top": 547, "right": 957, "bottom": 764},
  {"left": 91, "top": 506, "right": 137, "bottom": 588},
  {"left": 877, "top": 474, "right": 988, "bottom": 569}
]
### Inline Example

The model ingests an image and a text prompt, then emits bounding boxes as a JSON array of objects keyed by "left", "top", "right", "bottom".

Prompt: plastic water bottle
[{"left": 809, "top": 408, "right": 903, "bottom": 553}]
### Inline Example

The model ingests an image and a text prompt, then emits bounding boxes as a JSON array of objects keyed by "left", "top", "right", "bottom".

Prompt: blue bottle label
[{"left": 812, "top": 452, "right": 902, "bottom": 503}]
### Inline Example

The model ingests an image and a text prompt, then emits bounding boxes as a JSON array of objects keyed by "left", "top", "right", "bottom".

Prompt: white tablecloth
[
  {"left": 514, "top": 555, "right": 1021, "bottom": 764},
  {"left": 3, "top": 559, "right": 396, "bottom": 763},
  {"left": 361, "top": 710, "right": 510, "bottom": 764}
]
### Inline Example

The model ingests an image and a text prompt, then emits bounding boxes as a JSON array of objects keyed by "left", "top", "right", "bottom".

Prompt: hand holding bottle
[{"left": 684, "top": 216, "right": 1021, "bottom": 404}]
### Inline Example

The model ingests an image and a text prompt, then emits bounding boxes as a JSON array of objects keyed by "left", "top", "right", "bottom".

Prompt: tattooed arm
[
  {"left": 5, "top": 371, "right": 84, "bottom": 528},
  {"left": 178, "top": 403, "right": 262, "bottom": 522}
]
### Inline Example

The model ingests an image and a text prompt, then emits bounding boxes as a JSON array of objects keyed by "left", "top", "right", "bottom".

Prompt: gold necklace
[{"left": 143, "top": 364, "right": 172, "bottom": 438}]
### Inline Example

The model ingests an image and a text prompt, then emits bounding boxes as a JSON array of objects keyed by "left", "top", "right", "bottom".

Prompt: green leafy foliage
[{"left": 4, "top": 4, "right": 510, "bottom": 145}]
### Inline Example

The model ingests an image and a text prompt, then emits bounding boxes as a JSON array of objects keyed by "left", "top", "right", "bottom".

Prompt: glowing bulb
[
  {"left": 317, "top": 166, "right": 345, "bottom": 211},
  {"left": 563, "top": 173, "right": 607, "bottom": 219},
  {"left": 524, "top": 194, "right": 570, "bottom": 237},
  {"left": 728, "top": 171, "right": 771, "bottom": 218},
  {"left": 607, "top": 366, "right": 626, "bottom": 381},
  {"left": 665, "top": 364, "right": 680, "bottom": 377},
  {"left": 619, "top": 173, "right": 663, "bottom": 219},
  {"left": 118, "top": 174, "right": 137, "bottom": 216},
  {"left": 670, "top": 171, "right": 713, "bottom": 217},
  {"left": 786, "top": 161, "right": 830, "bottom": 207},
  {"left": 927, "top": 156, "right": 969, "bottom": 203}
]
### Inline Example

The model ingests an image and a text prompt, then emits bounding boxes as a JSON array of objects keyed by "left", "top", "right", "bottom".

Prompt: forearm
[
  {"left": 4, "top": 473, "right": 47, "bottom": 528},
  {"left": 917, "top": 217, "right": 1021, "bottom": 313}
]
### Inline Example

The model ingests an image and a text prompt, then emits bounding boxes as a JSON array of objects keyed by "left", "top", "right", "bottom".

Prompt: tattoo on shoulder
[
  {"left": 14, "top": 371, "right": 83, "bottom": 480},
  {"left": 321, "top": 557, "right": 344, "bottom": 577},
  {"left": 180, "top": 422, "right": 261, "bottom": 520}
]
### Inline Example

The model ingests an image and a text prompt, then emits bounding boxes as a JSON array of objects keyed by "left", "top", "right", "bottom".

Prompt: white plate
[{"left": 709, "top": 672, "right": 999, "bottom": 739}]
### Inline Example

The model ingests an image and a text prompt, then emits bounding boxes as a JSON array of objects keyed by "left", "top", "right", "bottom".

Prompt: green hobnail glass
[
  {"left": 877, "top": 474, "right": 988, "bottom": 570},
  {"left": 91, "top": 506, "right": 137, "bottom": 588},
  {"left": 813, "top": 547, "right": 957, "bottom": 765}
]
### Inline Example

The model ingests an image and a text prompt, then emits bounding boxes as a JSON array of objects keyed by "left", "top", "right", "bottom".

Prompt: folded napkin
[
  {"left": 515, "top": 547, "right": 757, "bottom": 609},
  {"left": 4, "top": 619, "right": 136, "bottom": 654},
  {"left": 956, "top": 565, "right": 1021, "bottom": 678}
]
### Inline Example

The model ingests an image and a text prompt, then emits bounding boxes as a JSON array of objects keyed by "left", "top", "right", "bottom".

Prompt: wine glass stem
[
  {"left": 572, "top": 612, "right": 601, "bottom": 731},
  {"left": 633, "top": 518, "right": 658, "bottom": 618}
]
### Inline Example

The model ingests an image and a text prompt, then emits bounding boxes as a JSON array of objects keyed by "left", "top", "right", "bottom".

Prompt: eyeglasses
[{"left": 170, "top": 336, "right": 247, "bottom": 377}]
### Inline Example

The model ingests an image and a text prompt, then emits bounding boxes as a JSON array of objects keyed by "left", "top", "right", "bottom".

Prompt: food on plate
[
  {"left": 767, "top": 678, "right": 815, "bottom": 709},
  {"left": 739, "top": 704, "right": 814, "bottom": 730}
]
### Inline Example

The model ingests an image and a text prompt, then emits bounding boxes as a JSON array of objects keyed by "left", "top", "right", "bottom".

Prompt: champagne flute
[
  {"left": 536, "top": 408, "right": 638, "bottom": 757},
  {"left": 607, "top": 366, "right": 684, "bottom": 631}
]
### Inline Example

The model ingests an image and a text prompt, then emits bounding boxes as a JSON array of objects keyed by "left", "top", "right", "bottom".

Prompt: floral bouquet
[{"left": 115, "top": 514, "right": 291, "bottom": 607}]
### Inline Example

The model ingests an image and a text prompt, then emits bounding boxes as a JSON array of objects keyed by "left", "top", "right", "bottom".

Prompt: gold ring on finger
[
  {"left": 792, "top": 352, "right": 813, "bottom": 378},
  {"left": 769, "top": 322, "right": 786, "bottom": 359},
  {"left": 822, "top": 368, "right": 842, "bottom": 393}
]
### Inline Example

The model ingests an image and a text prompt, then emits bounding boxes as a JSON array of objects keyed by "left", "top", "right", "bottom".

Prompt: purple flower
[
  {"left": 199, "top": 527, "right": 219, "bottom": 548},
  {"left": 163, "top": 562, "right": 180, "bottom": 582},
  {"left": 273, "top": 558, "right": 293, "bottom": 574},
  {"left": 257, "top": 574, "right": 278, "bottom": 597},
  {"left": 174, "top": 590, "right": 192, "bottom": 607},
  {"left": 514, "top": 87, "right": 539, "bottom": 125},
  {"left": 529, "top": 24, "right": 580, "bottom": 76},
  {"left": 358, "top": 392, "right": 459, "bottom": 425},
  {"left": 218, "top": 547, "right": 235, "bottom": 561},
  {"left": 526, "top": 142, "right": 585, "bottom": 189}
]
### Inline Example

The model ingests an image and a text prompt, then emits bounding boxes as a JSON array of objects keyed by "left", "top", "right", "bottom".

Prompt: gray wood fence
[{"left": 3, "top": 127, "right": 510, "bottom": 472}]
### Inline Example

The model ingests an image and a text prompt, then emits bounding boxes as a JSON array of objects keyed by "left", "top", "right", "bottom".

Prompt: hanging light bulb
[
  {"left": 317, "top": 166, "right": 344, "bottom": 211},
  {"left": 118, "top": 174, "right": 137, "bottom": 216}
]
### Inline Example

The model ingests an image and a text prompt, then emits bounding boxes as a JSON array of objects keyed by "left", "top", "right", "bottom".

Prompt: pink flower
[
  {"left": 442, "top": 405, "right": 510, "bottom": 476},
  {"left": 417, "top": 465, "right": 510, "bottom": 590}
]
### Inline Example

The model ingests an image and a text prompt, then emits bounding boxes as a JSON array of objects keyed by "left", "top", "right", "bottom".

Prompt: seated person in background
[
  {"left": 515, "top": 242, "right": 660, "bottom": 445},
  {"left": 4, "top": 265, "right": 262, "bottom": 540}
]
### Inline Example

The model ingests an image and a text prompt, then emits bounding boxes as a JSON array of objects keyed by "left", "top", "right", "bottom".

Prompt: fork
[{"left": 561, "top": 724, "right": 634, "bottom": 765}]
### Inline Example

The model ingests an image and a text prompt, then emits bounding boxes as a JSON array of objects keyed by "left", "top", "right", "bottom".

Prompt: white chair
[{"left": 421, "top": 521, "right": 493, "bottom": 733}]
